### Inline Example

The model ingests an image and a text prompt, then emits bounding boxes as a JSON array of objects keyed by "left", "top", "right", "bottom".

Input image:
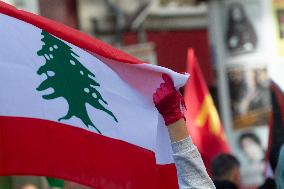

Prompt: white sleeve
[{"left": 171, "top": 137, "right": 216, "bottom": 189}]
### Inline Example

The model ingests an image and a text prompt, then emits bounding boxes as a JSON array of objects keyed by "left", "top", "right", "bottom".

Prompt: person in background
[
  {"left": 211, "top": 154, "right": 241, "bottom": 189},
  {"left": 153, "top": 74, "right": 215, "bottom": 189}
]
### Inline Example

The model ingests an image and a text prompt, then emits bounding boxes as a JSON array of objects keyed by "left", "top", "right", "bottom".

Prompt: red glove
[{"left": 153, "top": 74, "right": 185, "bottom": 126}]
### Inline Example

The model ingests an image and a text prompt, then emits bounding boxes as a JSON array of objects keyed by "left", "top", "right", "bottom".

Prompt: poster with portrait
[
  {"left": 227, "top": 65, "right": 271, "bottom": 129},
  {"left": 211, "top": 0, "right": 273, "bottom": 186},
  {"left": 234, "top": 127, "right": 269, "bottom": 187},
  {"left": 219, "top": 0, "right": 271, "bottom": 129},
  {"left": 220, "top": 0, "right": 265, "bottom": 57}
]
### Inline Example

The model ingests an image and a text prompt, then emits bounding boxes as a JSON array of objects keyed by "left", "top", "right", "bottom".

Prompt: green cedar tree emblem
[{"left": 36, "top": 30, "right": 118, "bottom": 134}]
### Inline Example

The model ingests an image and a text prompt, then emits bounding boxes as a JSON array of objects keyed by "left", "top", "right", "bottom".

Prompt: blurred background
[{"left": 1, "top": 0, "right": 284, "bottom": 188}]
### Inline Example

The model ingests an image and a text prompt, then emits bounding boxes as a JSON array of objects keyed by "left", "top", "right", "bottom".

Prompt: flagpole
[{"left": 207, "top": 0, "right": 235, "bottom": 149}]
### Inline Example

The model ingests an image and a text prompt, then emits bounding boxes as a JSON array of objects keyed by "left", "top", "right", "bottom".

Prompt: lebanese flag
[
  {"left": 0, "top": 2, "right": 188, "bottom": 189},
  {"left": 184, "top": 49, "right": 230, "bottom": 170}
]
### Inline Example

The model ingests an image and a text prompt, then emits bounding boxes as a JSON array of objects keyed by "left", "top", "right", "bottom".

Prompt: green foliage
[{"left": 36, "top": 30, "right": 117, "bottom": 134}]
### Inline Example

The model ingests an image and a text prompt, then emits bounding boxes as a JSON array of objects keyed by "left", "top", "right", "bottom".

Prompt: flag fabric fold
[
  {"left": 0, "top": 2, "right": 188, "bottom": 189},
  {"left": 184, "top": 49, "right": 230, "bottom": 170}
]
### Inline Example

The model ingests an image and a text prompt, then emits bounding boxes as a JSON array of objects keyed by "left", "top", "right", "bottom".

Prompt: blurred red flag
[{"left": 184, "top": 49, "right": 230, "bottom": 170}]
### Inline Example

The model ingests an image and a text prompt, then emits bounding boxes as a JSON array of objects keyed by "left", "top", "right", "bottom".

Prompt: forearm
[
  {"left": 168, "top": 119, "right": 215, "bottom": 189},
  {"left": 153, "top": 75, "right": 215, "bottom": 188},
  {"left": 167, "top": 119, "right": 189, "bottom": 142}
]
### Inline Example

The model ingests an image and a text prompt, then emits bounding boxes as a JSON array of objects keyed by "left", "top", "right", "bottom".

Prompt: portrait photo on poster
[
  {"left": 227, "top": 65, "right": 271, "bottom": 129},
  {"left": 226, "top": 3, "right": 257, "bottom": 54},
  {"left": 234, "top": 127, "right": 269, "bottom": 187},
  {"left": 221, "top": 0, "right": 265, "bottom": 57}
]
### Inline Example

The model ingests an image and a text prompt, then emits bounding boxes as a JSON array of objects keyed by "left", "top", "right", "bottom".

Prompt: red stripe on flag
[
  {"left": 0, "top": 116, "right": 178, "bottom": 189},
  {"left": 157, "top": 164, "right": 179, "bottom": 189},
  {"left": 0, "top": 1, "right": 143, "bottom": 65}
]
